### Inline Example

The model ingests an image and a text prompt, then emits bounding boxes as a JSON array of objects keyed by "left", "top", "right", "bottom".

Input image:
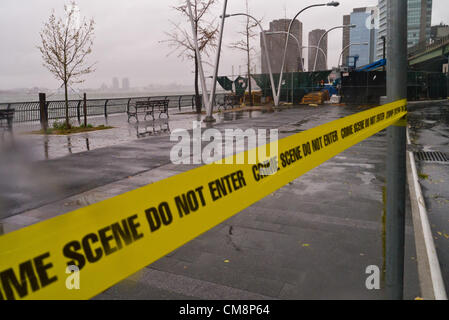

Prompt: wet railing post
[
  {"left": 83, "top": 93, "right": 87, "bottom": 127},
  {"left": 39, "top": 93, "right": 47, "bottom": 132},
  {"left": 104, "top": 99, "right": 109, "bottom": 119},
  {"left": 386, "top": 0, "right": 407, "bottom": 300},
  {"left": 77, "top": 100, "right": 81, "bottom": 124}
]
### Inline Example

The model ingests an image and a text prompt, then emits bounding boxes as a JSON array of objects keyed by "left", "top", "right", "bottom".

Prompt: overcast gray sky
[{"left": 0, "top": 0, "right": 448, "bottom": 90}]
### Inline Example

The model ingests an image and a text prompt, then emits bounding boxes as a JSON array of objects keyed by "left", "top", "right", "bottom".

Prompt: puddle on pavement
[
  {"left": 215, "top": 110, "right": 265, "bottom": 123},
  {"left": 3, "top": 110, "right": 268, "bottom": 161}
]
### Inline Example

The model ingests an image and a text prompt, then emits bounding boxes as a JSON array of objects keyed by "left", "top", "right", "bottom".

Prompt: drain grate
[{"left": 415, "top": 151, "right": 449, "bottom": 163}]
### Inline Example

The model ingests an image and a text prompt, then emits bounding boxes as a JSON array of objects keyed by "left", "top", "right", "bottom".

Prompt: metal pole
[
  {"left": 303, "top": 46, "right": 327, "bottom": 71},
  {"left": 386, "top": 0, "right": 407, "bottom": 300},
  {"left": 39, "top": 93, "right": 47, "bottom": 132},
  {"left": 83, "top": 93, "right": 87, "bottom": 127},
  {"left": 276, "top": 3, "right": 339, "bottom": 106},
  {"left": 337, "top": 43, "right": 369, "bottom": 68},
  {"left": 226, "top": 13, "right": 279, "bottom": 105},
  {"left": 186, "top": 0, "right": 210, "bottom": 114},
  {"left": 205, "top": 0, "right": 228, "bottom": 123},
  {"left": 313, "top": 25, "right": 355, "bottom": 72},
  {"left": 266, "top": 31, "right": 303, "bottom": 71}
]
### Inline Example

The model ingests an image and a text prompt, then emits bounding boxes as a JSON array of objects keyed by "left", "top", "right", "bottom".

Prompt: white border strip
[{"left": 407, "top": 129, "right": 447, "bottom": 300}]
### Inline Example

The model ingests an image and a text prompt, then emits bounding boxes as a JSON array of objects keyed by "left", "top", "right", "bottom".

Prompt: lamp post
[
  {"left": 381, "top": 35, "right": 386, "bottom": 71},
  {"left": 223, "top": 13, "right": 279, "bottom": 106},
  {"left": 385, "top": 0, "right": 407, "bottom": 300},
  {"left": 337, "top": 42, "right": 369, "bottom": 68},
  {"left": 185, "top": 0, "right": 228, "bottom": 123},
  {"left": 265, "top": 33, "right": 328, "bottom": 72},
  {"left": 275, "top": 1, "right": 340, "bottom": 106},
  {"left": 205, "top": 0, "right": 228, "bottom": 122},
  {"left": 265, "top": 31, "right": 304, "bottom": 71},
  {"left": 302, "top": 46, "right": 327, "bottom": 71},
  {"left": 312, "top": 24, "right": 356, "bottom": 72}
]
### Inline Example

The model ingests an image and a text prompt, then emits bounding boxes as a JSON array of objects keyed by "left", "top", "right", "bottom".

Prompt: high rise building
[
  {"left": 260, "top": 19, "right": 303, "bottom": 74},
  {"left": 348, "top": 7, "right": 378, "bottom": 67},
  {"left": 376, "top": 0, "right": 387, "bottom": 60},
  {"left": 308, "top": 29, "right": 327, "bottom": 71},
  {"left": 342, "top": 15, "right": 351, "bottom": 67},
  {"left": 112, "top": 77, "right": 119, "bottom": 90},
  {"left": 122, "top": 78, "right": 130, "bottom": 90},
  {"left": 376, "top": 0, "right": 433, "bottom": 60},
  {"left": 408, "top": 0, "right": 433, "bottom": 47}
]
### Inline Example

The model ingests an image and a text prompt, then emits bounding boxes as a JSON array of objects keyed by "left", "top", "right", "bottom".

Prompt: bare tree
[
  {"left": 38, "top": 1, "right": 95, "bottom": 127},
  {"left": 228, "top": 0, "right": 260, "bottom": 106},
  {"left": 163, "top": 0, "right": 219, "bottom": 113}
]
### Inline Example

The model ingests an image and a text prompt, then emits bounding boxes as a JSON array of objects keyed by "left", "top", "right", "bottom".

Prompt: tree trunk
[
  {"left": 194, "top": 51, "right": 202, "bottom": 114},
  {"left": 64, "top": 81, "right": 69, "bottom": 127},
  {"left": 246, "top": 29, "right": 253, "bottom": 107},
  {"left": 247, "top": 39, "right": 254, "bottom": 107}
]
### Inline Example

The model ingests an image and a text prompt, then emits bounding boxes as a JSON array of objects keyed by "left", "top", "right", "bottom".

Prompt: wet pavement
[
  {"left": 8, "top": 107, "right": 270, "bottom": 161},
  {"left": 408, "top": 101, "right": 449, "bottom": 292},
  {"left": 0, "top": 104, "right": 420, "bottom": 299}
]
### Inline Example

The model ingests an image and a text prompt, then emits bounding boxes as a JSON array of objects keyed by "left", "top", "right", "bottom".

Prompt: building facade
[
  {"left": 260, "top": 19, "right": 303, "bottom": 74},
  {"left": 431, "top": 24, "right": 449, "bottom": 41},
  {"left": 308, "top": 29, "right": 327, "bottom": 71},
  {"left": 408, "top": 0, "right": 433, "bottom": 47},
  {"left": 342, "top": 15, "right": 351, "bottom": 67},
  {"left": 348, "top": 7, "right": 378, "bottom": 67},
  {"left": 122, "top": 78, "right": 130, "bottom": 91},
  {"left": 376, "top": 0, "right": 433, "bottom": 60},
  {"left": 112, "top": 77, "right": 119, "bottom": 90}
]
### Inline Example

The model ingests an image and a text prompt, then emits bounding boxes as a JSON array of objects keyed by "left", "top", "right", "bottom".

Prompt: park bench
[
  {"left": 127, "top": 100, "right": 169, "bottom": 122},
  {"left": 217, "top": 94, "right": 240, "bottom": 111},
  {"left": 0, "top": 109, "right": 14, "bottom": 135}
]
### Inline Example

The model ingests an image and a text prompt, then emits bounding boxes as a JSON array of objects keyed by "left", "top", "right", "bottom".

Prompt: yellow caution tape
[{"left": 0, "top": 99, "right": 407, "bottom": 300}]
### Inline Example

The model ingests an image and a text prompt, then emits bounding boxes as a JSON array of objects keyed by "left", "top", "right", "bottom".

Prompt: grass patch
[
  {"left": 31, "top": 121, "right": 113, "bottom": 135},
  {"left": 418, "top": 172, "right": 429, "bottom": 180}
]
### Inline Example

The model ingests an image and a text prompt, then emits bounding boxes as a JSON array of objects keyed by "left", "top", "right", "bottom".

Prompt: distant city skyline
[
  {"left": 0, "top": 0, "right": 448, "bottom": 91},
  {"left": 261, "top": 19, "right": 303, "bottom": 74}
]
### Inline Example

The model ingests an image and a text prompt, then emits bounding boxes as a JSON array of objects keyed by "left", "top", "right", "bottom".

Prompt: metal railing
[
  {"left": 0, "top": 93, "right": 228, "bottom": 124},
  {"left": 408, "top": 34, "right": 449, "bottom": 58}
]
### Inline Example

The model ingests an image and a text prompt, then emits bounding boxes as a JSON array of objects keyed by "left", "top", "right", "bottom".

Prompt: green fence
[{"left": 217, "top": 71, "right": 332, "bottom": 104}]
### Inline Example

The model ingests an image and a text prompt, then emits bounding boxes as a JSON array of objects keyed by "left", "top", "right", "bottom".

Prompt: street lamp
[
  {"left": 222, "top": 13, "right": 279, "bottom": 106},
  {"left": 265, "top": 31, "right": 304, "bottom": 71},
  {"left": 265, "top": 33, "right": 328, "bottom": 72},
  {"left": 275, "top": 2, "right": 340, "bottom": 106},
  {"left": 185, "top": 0, "right": 229, "bottom": 122},
  {"left": 312, "top": 24, "right": 356, "bottom": 72},
  {"left": 337, "top": 42, "right": 369, "bottom": 68},
  {"left": 302, "top": 46, "right": 327, "bottom": 71}
]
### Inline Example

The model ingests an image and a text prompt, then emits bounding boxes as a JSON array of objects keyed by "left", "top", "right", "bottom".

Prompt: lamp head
[
  {"left": 326, "top": 1, "right": 340, "bottom": 7},
  {"left": 219, "top": 14, "right": 231, "bottom": 18}
]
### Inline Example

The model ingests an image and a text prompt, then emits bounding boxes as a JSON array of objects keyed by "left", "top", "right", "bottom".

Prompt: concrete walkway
[
  {"left": 0, "top": 104, "right": 420, "bottom": 299},
  {"left": 408, "top": 101, "right": 449, "bottom": 293}
]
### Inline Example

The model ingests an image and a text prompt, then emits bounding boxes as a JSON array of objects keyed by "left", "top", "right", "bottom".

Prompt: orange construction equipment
[{"left": 300, "top": 91, "right": 329, "bottom": 105}]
